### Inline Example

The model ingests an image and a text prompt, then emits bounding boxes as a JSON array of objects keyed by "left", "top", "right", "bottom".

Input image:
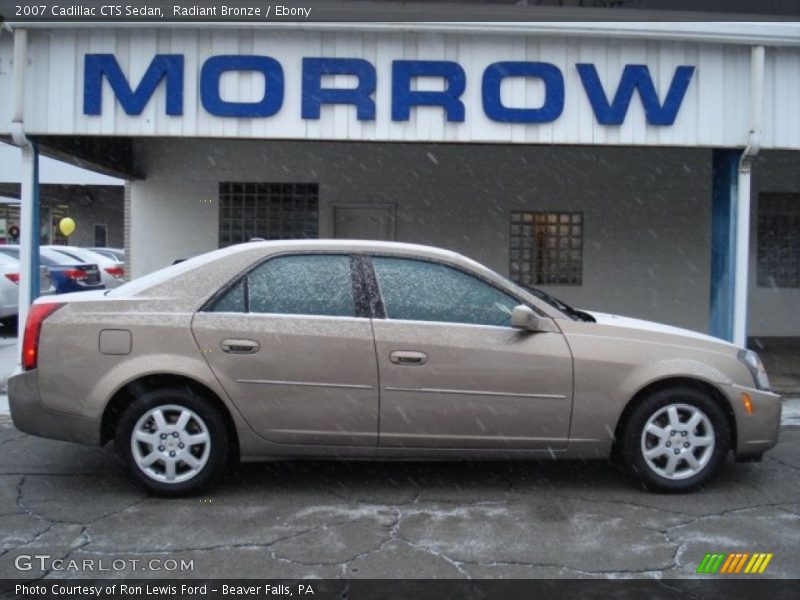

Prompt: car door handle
[
  {"left": 389, "top": 350, "right": 428, "bottom": 366},
  {"left": 221, "top": 339, "right": 260, "bottom": 354}
]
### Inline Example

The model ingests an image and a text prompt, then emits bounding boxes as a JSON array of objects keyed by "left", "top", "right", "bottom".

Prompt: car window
[
  {"left": 212, "top": 254, "right": 356, "bottom": 317},
  {"left": 50, "top": 249, "right": 83, "bottom": 262},
  {"left": 372, "top": 256, "right": 519, "bottom": 327},
  {"left": 211, "top": 279, "right": 246, "bottom": 313}
]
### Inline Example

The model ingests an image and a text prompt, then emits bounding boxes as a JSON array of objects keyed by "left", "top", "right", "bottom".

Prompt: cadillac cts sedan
[{"left": 9, "top": 241, "right": 781, "bottom": 496}]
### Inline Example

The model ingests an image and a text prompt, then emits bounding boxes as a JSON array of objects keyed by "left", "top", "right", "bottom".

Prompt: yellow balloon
[{"left": 59, "top": 217, "right": 76, "bottom": 237}]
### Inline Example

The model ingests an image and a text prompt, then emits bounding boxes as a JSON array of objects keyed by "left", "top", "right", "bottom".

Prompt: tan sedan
[{"left": 9, "top": 241, "right": 781, "bottom": 495}]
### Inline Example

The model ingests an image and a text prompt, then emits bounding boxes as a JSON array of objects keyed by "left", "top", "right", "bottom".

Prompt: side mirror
[{"left": 510, "top": 305, "right": 540, "bottom": 331}]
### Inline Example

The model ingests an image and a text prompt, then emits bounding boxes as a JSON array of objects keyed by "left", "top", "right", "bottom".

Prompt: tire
[
  {"left": 115, "top": 387, "right": 229, "bottom": 497},
  {"left": 620, "top": 386, "right": 731, "bottom": 493}
]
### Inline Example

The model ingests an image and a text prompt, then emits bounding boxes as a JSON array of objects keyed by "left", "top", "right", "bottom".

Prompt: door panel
[
  {"left": 373, "top": 320, "right": 573, "bottom": 449},
  {"left": 193, "top": 313, "right": 379, "bottom": 446}
]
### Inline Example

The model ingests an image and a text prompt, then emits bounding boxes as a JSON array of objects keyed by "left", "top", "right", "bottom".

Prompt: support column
[
  {"left": 17, "top": 140, "right": 41, "bottom": 358},
  {"left": 709, "top": 149, "right": 740, "bottom": 342},
  {"left": 710, "top": 148, "right": 754, "bottom": 347},
  {"left": 733, "top": 159, "right": 753, "bottom": 348}
]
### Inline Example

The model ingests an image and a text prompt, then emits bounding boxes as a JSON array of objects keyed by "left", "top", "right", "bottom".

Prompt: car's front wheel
[
  {"left": 115, "top": 388, "right": 229, "bottom": 496},
  {"left": 621, "top": 387, "right": 731, "bottom": 492}
]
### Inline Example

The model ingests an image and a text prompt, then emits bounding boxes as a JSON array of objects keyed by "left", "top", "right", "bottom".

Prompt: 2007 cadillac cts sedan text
[{"left": 9, "top": 241, "right": 781, "bottom": 495}]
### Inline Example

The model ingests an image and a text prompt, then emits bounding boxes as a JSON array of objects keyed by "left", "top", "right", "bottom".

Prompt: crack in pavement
[
  {"left": 2, "top": 424, "right": 799, "bottom": 579},
  {"left": 0, "top": 433, "right": 28, "bottom": 446},
  {"left": 765, "top": 454, "right": 800, "bottom": 473}
]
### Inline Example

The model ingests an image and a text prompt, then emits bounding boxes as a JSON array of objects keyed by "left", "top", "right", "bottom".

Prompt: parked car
[
  {"left": 46, "top": 246, "right": 125, "bottom": 289},
  {"left": 0, "top": 246, "right": 104, "bottom": 294},
  {"left": 89, "top": 247, "right": 125, "bottom": 262},
  {"left": 0, "top": 252, "right": 54, "bottom": 330},
  {"left": 8, "top": 241, "right": 780, "bottom": 496}
]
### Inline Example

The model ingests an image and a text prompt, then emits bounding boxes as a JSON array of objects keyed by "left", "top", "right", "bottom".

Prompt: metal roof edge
[{"left": 3, "top": 20, "right": 799, "bottom": 47}]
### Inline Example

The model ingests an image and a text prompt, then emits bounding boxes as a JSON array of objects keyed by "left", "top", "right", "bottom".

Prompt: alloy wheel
[
  {"left": 640, "top": 403, "right": 715, "bottom": 481},
  {"left": 130, "top": 404, "right": 211, "bottom": 484}
]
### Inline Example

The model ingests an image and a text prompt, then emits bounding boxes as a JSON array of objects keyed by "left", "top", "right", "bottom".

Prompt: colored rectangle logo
[{"left": 697, "top": 552, "right": 773, "bottom": 574}]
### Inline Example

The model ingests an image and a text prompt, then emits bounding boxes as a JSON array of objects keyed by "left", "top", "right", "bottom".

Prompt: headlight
[{"left": 738, "top": 349, "right": 771, "bottom": 391}]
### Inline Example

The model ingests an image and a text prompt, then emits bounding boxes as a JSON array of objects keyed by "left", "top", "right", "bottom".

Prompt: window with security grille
[
  {"left": 219, "top": 183, "right": 319, "bottom": 247},
  {"left": 757, "top": 193, "right": 800, "bottom": 288},
  {"left": 510, "top": 211, "right": 583, "bottom": 286}
]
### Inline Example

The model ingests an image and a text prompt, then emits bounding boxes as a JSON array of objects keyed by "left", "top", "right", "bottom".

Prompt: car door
[
  {"left": 369, "top": 256, "right": 574, "bottom": 450},
  {"left": 191, "top": 253, "right": 380, "bottom": 446}
]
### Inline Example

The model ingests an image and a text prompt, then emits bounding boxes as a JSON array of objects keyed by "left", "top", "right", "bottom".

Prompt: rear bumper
[
  {"left": 721, "top": 384, "right": 782, "bottom": 457},
  {"left": 8, "top": 368, "right": 101, "bottom": 445}
]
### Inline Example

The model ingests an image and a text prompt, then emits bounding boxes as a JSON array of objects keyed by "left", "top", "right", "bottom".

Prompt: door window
[
  {"left": 372, "top": 257, "right": 518, "bottom": 327},
  {"left": 211, "top": 254, "right": 356, "bottom": 317}
]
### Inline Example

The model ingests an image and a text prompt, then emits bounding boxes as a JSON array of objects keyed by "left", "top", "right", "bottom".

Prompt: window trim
[
  {"left": 364, "top": 253, "right": 533, "bottom": 327},
  {"left": 352, "top": 254, "right": 385, "bottom": 319}
]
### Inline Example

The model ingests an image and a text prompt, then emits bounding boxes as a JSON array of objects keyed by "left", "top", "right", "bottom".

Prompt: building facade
[
  {"left": 0, "top": 142, "right": 125, "bottom": 248},
  {"left": 1, "top": 22, "right": 798, "bottom": 341}
]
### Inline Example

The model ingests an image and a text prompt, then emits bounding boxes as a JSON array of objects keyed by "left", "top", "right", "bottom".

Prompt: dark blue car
[{"left": 0, "top": 246, "right": 104, "bottom": 294}]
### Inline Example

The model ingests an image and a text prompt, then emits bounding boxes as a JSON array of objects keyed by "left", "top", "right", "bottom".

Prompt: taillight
[
  {"left": 5, "top": 273, "right": 19, "bottom": 284},
  {"left": 105, "top": 266, "right": 125, "bottom": 279},
  {"left": 63, "top": 269, "right": 88, "bottom": 281},
  {"left": 22, "top": 303, "right": 63, "bottom": 371}
]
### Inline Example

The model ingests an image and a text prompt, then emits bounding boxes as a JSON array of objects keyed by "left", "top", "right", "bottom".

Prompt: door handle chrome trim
[
  {"left": 389, "top": 350, "right": 428, "bottom": 365},
  {"left": 384, "top": 386, "right": 566, "bottom": 399},
  {"left": 221, "top": 339, "right": 260, "bottom": 354}
]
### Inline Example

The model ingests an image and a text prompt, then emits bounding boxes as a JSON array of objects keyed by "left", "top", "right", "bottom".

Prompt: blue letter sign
[
  {"left": 83, "top": 53, "right": 696, "bottom": 128},
  {"left": 302, "top": 58, "right": 376, "bottom": 120},
  {"left": 200, "top": 55, "right": 284, "bottom": 118},
  {"left": 482, "top": 62, "right": 565, "bottom": 123},
  {"left": 576, "top": 64, "right": 695, "bottom": 126},
  {"left": 84, "top": 54, "right": 184, "bottom": 116},
  {"left": 391, "top": 60, "right": 466, "bottom": 122}
]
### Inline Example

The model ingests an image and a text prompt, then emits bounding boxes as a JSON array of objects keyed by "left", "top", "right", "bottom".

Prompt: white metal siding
[{"left": 1, "top": 28, "right": 799, "bottom": 149}]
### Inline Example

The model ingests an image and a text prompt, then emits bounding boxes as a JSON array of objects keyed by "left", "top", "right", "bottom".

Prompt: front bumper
[
  {"left": 722, "top": 384, "right": 782, "bottom": 457},
  {"left": 8, "top": 369, "right": 101, "bottom": 445}
]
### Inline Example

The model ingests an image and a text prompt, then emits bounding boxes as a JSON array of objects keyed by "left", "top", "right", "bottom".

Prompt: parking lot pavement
[
  {"left": 0, "top": 333, "right": 17, "bottom": 397},
  {"left": 0, "top": 413, "right": 798, "bottom": 581}
]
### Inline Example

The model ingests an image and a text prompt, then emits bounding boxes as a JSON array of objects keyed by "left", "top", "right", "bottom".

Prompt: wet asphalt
[{"left": 0, "top": 407, "right": 798, "bottom": 580}]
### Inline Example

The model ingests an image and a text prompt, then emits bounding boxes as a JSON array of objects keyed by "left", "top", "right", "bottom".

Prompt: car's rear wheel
[
  {"left": 115, "top": 388, "right": 229, "bottom": 496},
  {"left": 620, "top": 387, "right": 731, "bottom": 492}
]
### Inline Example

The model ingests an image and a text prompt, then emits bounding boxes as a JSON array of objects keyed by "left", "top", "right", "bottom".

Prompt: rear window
[
  {"left": 0, "top": 247, "right": 60, "bottom": 266},
  {"left": 107, "top": 244, "right": 253, "bottom": 298},
  {"left": 40, "top": 248, "right": 82, "bottom": 266}
]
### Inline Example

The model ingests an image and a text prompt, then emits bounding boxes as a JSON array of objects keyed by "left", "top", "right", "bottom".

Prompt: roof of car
[
  {"left": 244, "top": 239, "right": 471, "bottom": 263},
  {"left": 108, "top": 239, "right": 492, "bottom": 302}
]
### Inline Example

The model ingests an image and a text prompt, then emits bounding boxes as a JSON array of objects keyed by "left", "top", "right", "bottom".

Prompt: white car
[
  {"left": 0, "top": 251, "right": 54, "bottom": 329},
  {"left": 89, "top": 247, "right": 125, "bottom": 262},
  {"left": 46, "top": 246, "right": 126, "bottom": 289}
]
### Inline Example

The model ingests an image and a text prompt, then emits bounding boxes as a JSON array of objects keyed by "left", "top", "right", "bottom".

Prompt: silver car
[
  {"left": 8, "top": 241, "right": 781, "bottom": 496},
  {"left": 0, "top": 251, "right": 54, "bottom": 330}
]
